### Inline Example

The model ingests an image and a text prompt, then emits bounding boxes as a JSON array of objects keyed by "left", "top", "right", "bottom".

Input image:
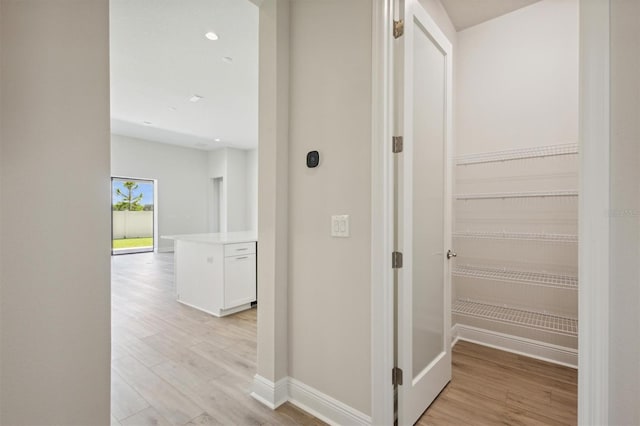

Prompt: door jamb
[
  {"left": 371, "top": 0, "right": 396, "bottom": 424},
  {"left": 578, "top": 1, "right": 611, "bottom": 424}
]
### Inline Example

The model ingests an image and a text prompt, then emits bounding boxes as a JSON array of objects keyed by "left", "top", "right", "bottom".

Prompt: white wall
[
  {"left": 453, "top": 0, "right": 579, "bottom": 350},
  {"left": 111, "top": 134, "right": 209, "bottom": 251},
  {"left": 208, "top": 147, "right": 257, "bottom": 232},
  {"left": 418, "top": 0, "right": 457, "bottom": 43},
  {"left": 0, "top": 0, "right": 111, "bottom": 423},
  {"left": 287, "top": 0, "right": 372, "bottom": 415},
  {"left": 609, "top": 0, "right": 640, "bottom": 423},
  {"left": 456, "top": 0, "right": 579, "bottom": 155},
  {"left": 226, "top": 148, "right": 248, "bottom": 231},
  {"left": 111, "top": 138, "right": 257, "bottom": 250},
  {"left": 246, "top": 149, "right": 258, "bottom": 232},
  {"left": 208, "top": 146, "right": 227, "bottom": 177},
  {"left": 208, "top": 147, "right": 227, "bottom": 232}
]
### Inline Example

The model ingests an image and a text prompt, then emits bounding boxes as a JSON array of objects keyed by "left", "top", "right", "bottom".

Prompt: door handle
[{"left": 446, "top": 249, "right": 457, "bottom": 259}]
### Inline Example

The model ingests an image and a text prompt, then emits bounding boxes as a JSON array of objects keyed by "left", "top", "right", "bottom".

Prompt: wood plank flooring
[
  {"left": 112, "top": 252, "right": 577, "bottom": 426},
  {"left": 418, "top": 340, "right": 578, "bottom": 425},
  {"left": 111, "top": 252, "right": 324, "bottom": 426}
]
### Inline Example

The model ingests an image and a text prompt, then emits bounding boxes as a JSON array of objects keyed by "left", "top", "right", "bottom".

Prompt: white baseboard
[
  {"left": 452, "top": 323, "right": 578, "bottom": 368},
  {"left": 177, "top": 299, "right": 252, "bottom": 318},
  {"left": 252, "top": 327, "right": 575, "bottom": 425},
  {"left": 451, "top": 324, "right": 461, "bottom": 348},
  {"left": 250, "top": 375, "right": 288, "bottom": 409},
  {"left": 251, "top": 376, "right": 371, "bottom": 426},
  {"left": 287, "top": 378, "right": 371, "bottom": 426}
]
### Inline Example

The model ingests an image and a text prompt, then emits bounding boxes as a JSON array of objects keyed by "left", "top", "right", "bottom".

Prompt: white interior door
[{"left": 397, "top": 0, "right": 453, "bottom": 424}]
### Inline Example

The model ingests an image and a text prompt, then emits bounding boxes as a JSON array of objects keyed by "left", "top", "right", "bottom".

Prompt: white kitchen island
[{"left": 162, "top": 232, "right": 257, "bottom": 317}]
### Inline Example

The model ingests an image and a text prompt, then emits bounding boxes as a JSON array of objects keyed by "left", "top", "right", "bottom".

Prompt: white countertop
[{"left": 161, "top": 231, "right": 257, "bottom": 245}]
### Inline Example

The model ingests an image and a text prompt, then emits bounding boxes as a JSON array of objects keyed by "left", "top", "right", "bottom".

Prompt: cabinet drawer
[
  {"left": 224, "top": 242, "right": 256, "bottom": 257},
  {"left": 224, "top": 254, "right": 257, "bottom": 308}
]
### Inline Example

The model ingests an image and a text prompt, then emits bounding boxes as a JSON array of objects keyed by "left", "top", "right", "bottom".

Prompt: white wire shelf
[
  {"left": 456, "top": 143, "right": 579, "bottom": 166},
  {"left": 453, "top": 231, "right": 578, "bottom": 243},
  {"left": 455, "top": 190, "right": 578, "bottom": 200},
  {"left": 453, "top": 299, "right": 578, "bottom": 337},
  {"left": 453, "top": 265, "right": 578, "bottom": 289}
]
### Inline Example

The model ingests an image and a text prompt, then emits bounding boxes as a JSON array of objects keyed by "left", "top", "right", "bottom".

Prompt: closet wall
[{"left": 452, "top": 0, "right": 579, "bottom": 360}]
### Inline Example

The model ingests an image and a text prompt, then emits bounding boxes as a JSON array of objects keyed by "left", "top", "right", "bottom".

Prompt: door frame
[
  {"left": 370, "top": 0, "right": 396, "bottom": 424},
  {"left": 578, "top": 1, "right": 611, "bottom": 424},
  {"left": 369, "top": 1, "right": 614, "bottom": 425},
  {"left": 372, "top": 0, "right": 454, "bottom": 423}
]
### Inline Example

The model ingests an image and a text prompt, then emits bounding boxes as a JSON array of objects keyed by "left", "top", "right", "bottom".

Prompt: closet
[{"left": 450, "top": 0, "right": 579, "bottom": 365}]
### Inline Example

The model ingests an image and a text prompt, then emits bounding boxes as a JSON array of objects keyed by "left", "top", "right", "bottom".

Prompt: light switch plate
[{"left": 331, "top": 215, "right": 350, "bottom": 238}]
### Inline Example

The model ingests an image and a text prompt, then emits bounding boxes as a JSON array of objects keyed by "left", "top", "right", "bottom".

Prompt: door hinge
[
  {"left": 392, "top": 251, "right": 403, "bottom": 269},
  {"left": 392, "top": 136, "right": 403, "bottom": 153},
  {"left": 392, "top": 367, "right": 403, "bottom": 386},
  {"left": 393, "top": 19, "right": 404, "bottom": 39}
]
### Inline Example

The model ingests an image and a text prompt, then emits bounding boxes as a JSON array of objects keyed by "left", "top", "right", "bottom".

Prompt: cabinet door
[{"left": 224, "top": 254, "right": 257, "bottom": 309}]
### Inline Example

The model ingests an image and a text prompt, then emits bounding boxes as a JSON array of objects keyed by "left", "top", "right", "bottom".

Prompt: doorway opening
[
  {"left": 386, "top": 0, "right": 580, "bottom": 424},
  {"left": 208, "top": 177, "right": 224, "bottom": 233},
  {"left": 111, "top": 177, "right": 156, "bottom": 255},
  {"left": 108, "top": 0, "right": 270, "bottom": 424}
]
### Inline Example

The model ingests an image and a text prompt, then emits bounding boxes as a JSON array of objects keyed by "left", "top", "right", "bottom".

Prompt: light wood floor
[
  {"left": 111, "top": 252, "right": 325, "bottom": 426},
  {"left": 418, "top": 340, "right": 578, "bottom": 425},
  {"left": 112, "top": 252, "right": 577, "bottom": 426}
]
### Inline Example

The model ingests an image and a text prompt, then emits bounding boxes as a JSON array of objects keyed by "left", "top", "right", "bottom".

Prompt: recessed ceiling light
[
  {"left": 205, "top": 32, "right": 219, "bottom": 41},
  {"left": 222, "top": 56, "right": 233, "bottom": 64},
  {"left": 189, "top": 95, "right": 204, "bottom": 103},
  {"left": 143, "top": 121, "right": 153, "bottom": 126},
  {"left": 214, "top": 138, "right": 221, "bottom": 142}
]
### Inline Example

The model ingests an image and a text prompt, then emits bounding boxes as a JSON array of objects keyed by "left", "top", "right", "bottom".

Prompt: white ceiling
[
  {"left": 441, "top": 0, "right": 543, "bottom": 31},
  {"left": 110, "top": 0, "right": 541, "bottom": 150},
  {"left": 110, "top": 0, "right": 258, "bottom": 150}
]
